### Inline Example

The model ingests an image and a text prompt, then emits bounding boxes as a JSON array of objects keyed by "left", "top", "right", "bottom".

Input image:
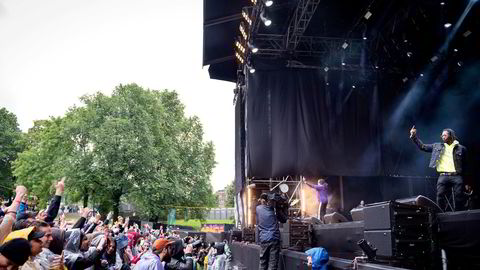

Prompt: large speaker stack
[
  {"left": 280, "top": 219, "right": 311, "bottom": 251},
  {"left": 363, "top": 201, "right": 432, "bottom": 265}
]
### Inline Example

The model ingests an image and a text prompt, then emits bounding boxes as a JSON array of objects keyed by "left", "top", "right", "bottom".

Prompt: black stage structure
[{"left": 203, "top": 0, "right": 480, "bottom": 269}]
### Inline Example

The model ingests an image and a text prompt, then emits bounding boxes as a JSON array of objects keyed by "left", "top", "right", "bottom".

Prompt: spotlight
[
  {"left": 403, "top": 39, "right": 408, "bottom": 43},
  {"left": 324, "top": 67, "right": 329, "bottom": 72},
  {"left": 260, "top": 12, "right": 272, "bottom": 26},
  {"left": 263, "top": 0, "right": 273, "bottom": 7},
  {"left": 341, "top": 62, "right": 346, "bottom": 66},
  {"left": 352, "top": 85, "right": 356, "bottom": 89},
  {"left": 363, "top": 36, "right": 367, "bottom": 40},
  {"left": 453, "top": 48, "right": 458, "bottom": 52},
  {"left": 374, "top": 65, "right": 379, "bottom": 69},
  {"left": 249, "top": 67, "right": 256, "bottom": 73},
  {"left": 358, "top": 239, "right": 377, "bottom": 261},
  {"left": 440, "top": 2, "right": 445, "bottom": 5},
  {"left": 420, "top": 73, "right": 424, "bottom": 77},
  {"left": 326, "top": 82, "right": 330, "bottom": 86},
  {"left": 457, "top": 61, "right": 463, "bottom": 67},
  {"left": 250, "top": 0, "right": 257, "bottom": 4},
  {"left": 406, "top": 52, "right": 413, "bottom": 57},
  {"left": 247, "top": 42, "right": 258, "bottom": 53},
  {"left": 431, "top": 56, "right": 439, "bottom": 62},
  {"left": 364, "top": 11, "right": 372, "bottom": 20},
  {"left": 342, "top": 42, "right": 349, "bottom": 49},
  {"left": 444, "top": 23, "right": 452, "bottom": 28},
  {"left": 463, "top": 30, "right": 472, "bottom": 37},
  {"left": 402, "top": 77, "right": 409, "bottom": 83}
]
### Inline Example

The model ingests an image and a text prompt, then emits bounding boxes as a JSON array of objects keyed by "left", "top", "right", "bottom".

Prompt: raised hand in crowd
[
  {"left": 36, "top": 209, "right": 48, "bottom": 221},
  {"left": 81, "top": 207, "right": 91, "bottom": 218},
  {"left": 55, "top": 177, "right": 65, "bottom": 196}
]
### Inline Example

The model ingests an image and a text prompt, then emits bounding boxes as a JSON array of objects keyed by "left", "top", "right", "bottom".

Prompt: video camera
[{"left": 265, "top": 192, "right": 289, "bottom": 223}]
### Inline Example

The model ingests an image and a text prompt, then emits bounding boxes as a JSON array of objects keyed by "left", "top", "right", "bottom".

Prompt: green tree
[
  {"left": 0, "top": 108, "right": 23, "bottom": 197},
  {"left": 225, "top": 180, "right": 235, "bottom": 208},
  {"left": 13, "top": 84, "right": 216, "bottom": 219}
]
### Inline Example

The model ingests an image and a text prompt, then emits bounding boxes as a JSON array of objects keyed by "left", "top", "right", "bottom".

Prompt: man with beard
[
  {"left": 2, "top": 221, "right": 57, "bottom": 270},
  {"left": 136, "top": 239, "right": 174, "bottom": 270},
  {"left": 410, "top": 126, "right": 467, "bottom": 211}
]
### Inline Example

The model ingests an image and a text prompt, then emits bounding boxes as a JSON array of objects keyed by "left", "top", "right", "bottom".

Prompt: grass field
[{"left": 171, "top": 219, "right": 234, "bottom": 230}]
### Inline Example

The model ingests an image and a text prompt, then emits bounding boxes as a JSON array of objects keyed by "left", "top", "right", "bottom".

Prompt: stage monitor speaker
[
  {"left": 324, "top": 212, "right": 348, "bottom": 224},
  {"left": 303, "top": 216, "right": 322, "bottom": 225},
  {"left": 396, "top": 195, "right": 443, "bottom": 214},
  {"left": 350, "top": 207, "right": 364, "bottom": 221}
]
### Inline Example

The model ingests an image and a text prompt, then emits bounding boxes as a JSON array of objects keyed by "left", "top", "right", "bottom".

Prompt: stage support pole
[{"left": 339, "top": 176, "right": 345, "bottom": 210}]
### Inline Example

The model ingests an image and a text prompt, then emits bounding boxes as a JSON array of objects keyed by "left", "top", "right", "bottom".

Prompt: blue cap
[{"left": 305, "top": 247, "right": 329, "bottom": 270}]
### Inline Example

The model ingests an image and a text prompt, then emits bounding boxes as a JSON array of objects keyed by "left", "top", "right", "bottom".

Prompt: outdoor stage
[
  {"left": 229, "top": 209, "right": 480, "bottom": 269},
  {"left": 203, "top": 0, "right": 479, "bottom": 268}
]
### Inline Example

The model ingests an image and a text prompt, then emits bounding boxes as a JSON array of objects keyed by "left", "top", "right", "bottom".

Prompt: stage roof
[{"left": 203, "top": 0, "right": 479, "bottom": 82}]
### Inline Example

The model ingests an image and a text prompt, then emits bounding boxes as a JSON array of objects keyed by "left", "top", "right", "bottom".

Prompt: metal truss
[
  {"left": 254, "top": 34, "right": 366, "bottom": 58},
  {"left": 286, "top": 0, "right": 322, "bottom": 50}
]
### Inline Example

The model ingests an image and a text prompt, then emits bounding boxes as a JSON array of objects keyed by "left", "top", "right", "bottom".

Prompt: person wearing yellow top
[{"left": 410, "top": 126, "right": 467, "bottom": 211}]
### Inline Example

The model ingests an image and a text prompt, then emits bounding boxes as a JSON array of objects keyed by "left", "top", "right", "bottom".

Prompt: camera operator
[{"left": 256, "top": 193, "right": 288, "bottom": 270}]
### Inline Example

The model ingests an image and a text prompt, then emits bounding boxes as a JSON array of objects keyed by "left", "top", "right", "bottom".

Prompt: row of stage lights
[{"left": 235, "top": 0, "right": 274, "bottom": 73}]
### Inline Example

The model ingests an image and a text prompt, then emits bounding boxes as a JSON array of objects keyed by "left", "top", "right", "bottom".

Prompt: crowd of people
[{"left": 0, "top": 179, "right": 232, "bottom": 270}]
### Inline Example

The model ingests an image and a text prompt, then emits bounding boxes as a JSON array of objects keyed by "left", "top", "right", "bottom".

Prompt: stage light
[
  {"left": 406, "top": 52, "right": 413, "bottom": 57},
  {"left": 352, "top": 85, "right": 356, "bottom": 89},
  {"left": 453, "top": 48, "right": 458, "bottom": 52},
  {"left": 341, "top": 62, "right": 346, "bottom": 66},
  {"left": 242, "top": 10, "right": 252, "bottom": 25},
  {"left": 260, "top": 12, "right": 272, "bottom": 26},
  {"left": 324, "top": 67, "right": 329, "bottom": 72},
  {"left": 375, "top": 65, "right": 379, "bottom": 69},
  {"left": 402, "top": 77, "right": 409, "bottom": 83},
  {"left": 363, "top": 36, "right": 367, "bottom": 40},
  {"left": 364, "top": 11, "right": 372, "bottom": 20},
  {"left": 420, "top": 73, "right": 424, "bottom": 77},
  {"left": 239, "top": 22, "right": 248, "bottom": 40},
  {"left": 249, "top": 67, "right": 256, "bottom": 73},
  {"left": 235, "top": 40, "right": 246, "bottom": 54},
  {"left": 358, "top": 239, "right": 377, "bottom": 261},
  {"left": 250, "top": 0, "right": 257, "bottom": 4},
  {"left": 248, "top": 42, "right": 259, "bottom": 53},
  {"left": 404, "top": 39, "right": 408, "bottom": 43},
  {"left": 263, "top": 0, "right": 273, "bottom": 7},
  {"left": 431, "top": 56, "right": 439, "bottom": 62},
  {"left": 457, "top": 61, "right": 463, "bottom": 67},
  {"left": 326, "top": 82, "right": 330, "bottom": 86},
  {"left": 463, "top": 30, "right": 472, "bottom": 37},
  {"left": 440, "top": 2, "right": 445, "bottom": 5},
  {"left": 444, "top": 23, "right": 452, "bottom": 28},
  {"left": 235, "top": 51, "right": 245, "bottom": 64},
  {"left": 342, "top": 42, "right": 349, "bottom": 49}
]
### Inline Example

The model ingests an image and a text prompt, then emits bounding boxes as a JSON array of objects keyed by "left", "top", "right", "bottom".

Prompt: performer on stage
[
  {"left": 410, "top": 126, "right": 467, "bottom": 211},
  {"left": 304, "top": 178, "right": 328, "bottom": 222}
]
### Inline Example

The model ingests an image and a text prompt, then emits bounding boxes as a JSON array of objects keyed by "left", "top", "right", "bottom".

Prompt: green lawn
[{"left": 171, "top": 219, "right": 234, "bottom": 230}]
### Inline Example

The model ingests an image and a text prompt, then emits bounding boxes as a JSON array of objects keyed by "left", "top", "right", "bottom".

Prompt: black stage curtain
[
  {"left": 246, "top": 68, "right": 381, "bottom": 178},
  {"left": 235, "top": 90, "right": 246, "bottom": 193}
]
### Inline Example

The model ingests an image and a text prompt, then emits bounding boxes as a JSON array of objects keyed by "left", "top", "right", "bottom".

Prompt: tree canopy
[
  {"left": 0, "top": 108, "right": 23, "bottom": 196},
  {"left": 13, "top": 84, "right": 216, "bottom": 218}
]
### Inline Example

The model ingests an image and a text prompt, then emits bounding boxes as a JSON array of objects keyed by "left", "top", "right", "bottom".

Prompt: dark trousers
[
  {"left": 318, "top": 202, "right": 327, "bottom": 222},
  {"left": 259, "top": 240, "right": 280, "bottom": 270},
  {"left": 437, "top": 175, "right": 466, "bottom": 211}
]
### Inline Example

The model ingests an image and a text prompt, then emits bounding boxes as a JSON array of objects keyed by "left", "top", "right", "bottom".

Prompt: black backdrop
[
  {"left": 246, "top": 68, "right": 382, "bottom": 178},
  {"left": 241, "top": 62, "right": 480, "bottom": 184}
]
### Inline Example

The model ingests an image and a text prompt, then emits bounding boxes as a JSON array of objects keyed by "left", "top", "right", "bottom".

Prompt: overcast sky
[{"left": 0, "top": 0, "right": 235, "bottom": 191}]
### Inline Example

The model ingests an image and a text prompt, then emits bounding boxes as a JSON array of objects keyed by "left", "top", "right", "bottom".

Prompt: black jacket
[
  {"left": 165, "top": 239, "right": 193, "bottom": 270},
  {"left": 411, "top": 136, "right": 467, "bottom": 173}
]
